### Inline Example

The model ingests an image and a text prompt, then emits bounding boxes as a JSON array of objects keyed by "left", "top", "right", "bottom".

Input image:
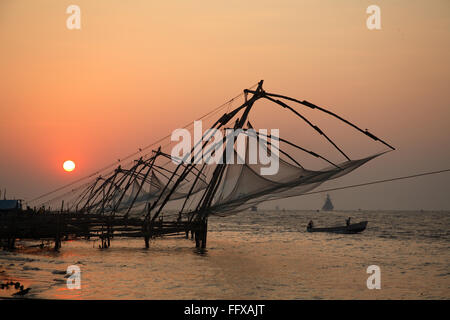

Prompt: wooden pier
[{"left": 0, "top": 209, "right": 208, "bottom": 251}]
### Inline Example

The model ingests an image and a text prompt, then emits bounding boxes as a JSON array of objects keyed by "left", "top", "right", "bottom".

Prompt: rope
[{"left": 299, "top": 168, "right": 450, "bottom": 196}]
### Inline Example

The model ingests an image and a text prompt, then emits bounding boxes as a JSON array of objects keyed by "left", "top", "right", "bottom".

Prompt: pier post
[
  {"left": 7, "top": 237, "right": 15, "bottom": 250},
  {"left": 194, "top": 230, "right": 200, "bottom": 248},
  {"left": 107, "top": 216, "right": 111, "bottom": 248},
  {"left": 201, "top": 218, "right": 208, "bottom": 249},
  {"left": 144, "top": 235, "right": 150, "bottom": 248},
  {"left": 54, "top": 237, "right": 61, "bottom": 251},
  {"left": 6, "top": 213, "right": 17, "bottom": 250},
  {"left": 143, "top": 221, "right": 150, "bottom": 248},
  {"left": 54, "top": 214, "right": 61, "bottom": 251}
]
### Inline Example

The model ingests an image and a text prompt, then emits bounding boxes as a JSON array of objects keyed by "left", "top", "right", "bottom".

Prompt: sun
[{"left": 63, "top": 160, "right": 76, "bottom": 172}]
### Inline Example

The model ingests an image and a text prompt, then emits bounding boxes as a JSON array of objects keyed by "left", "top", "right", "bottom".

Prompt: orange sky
[{"left": 0, "top": 0, "right": 449, "bottom": 209}]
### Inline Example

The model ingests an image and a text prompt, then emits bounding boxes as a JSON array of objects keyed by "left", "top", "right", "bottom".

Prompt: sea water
[{"left": 0, "top": 210, "right": 449, "bottom": 299}]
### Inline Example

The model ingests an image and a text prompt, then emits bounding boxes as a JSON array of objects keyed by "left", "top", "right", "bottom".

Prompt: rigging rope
[{"left": 297, "top": 168, "right": 450, "bottom": 197}]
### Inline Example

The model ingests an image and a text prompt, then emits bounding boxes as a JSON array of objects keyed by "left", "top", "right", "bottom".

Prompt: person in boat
[
  {"left": 346, "top": 217, "right": 351, "bottom": 226},
  {"left": 307, "top": 220, "right": 314, "bottom": 229}
]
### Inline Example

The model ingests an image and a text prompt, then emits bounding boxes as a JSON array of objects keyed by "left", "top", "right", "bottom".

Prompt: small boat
[{"left": 306, "top": 221, "right": 368, "bottom": 234}]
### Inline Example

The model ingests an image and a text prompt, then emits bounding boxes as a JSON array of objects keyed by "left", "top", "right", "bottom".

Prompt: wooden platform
[{"left": 0, "top": 209, "right": 207, "bottom": 250}]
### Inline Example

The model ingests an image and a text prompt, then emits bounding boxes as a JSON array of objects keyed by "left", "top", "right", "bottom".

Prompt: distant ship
[{"left": 321, "top": 194, "right": 334, "bottom": 211}]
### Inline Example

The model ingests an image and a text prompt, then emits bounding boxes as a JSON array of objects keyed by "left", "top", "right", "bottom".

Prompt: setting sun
[{"left": 63, "top": 160, "right": 75, "bottom": 172}]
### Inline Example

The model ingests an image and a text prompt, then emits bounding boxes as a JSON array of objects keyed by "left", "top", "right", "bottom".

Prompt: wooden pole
[
  {"left": 107, "top": 216, "right": 111, "bottom": 248},
  {"left": 144, "top": 204, "right": 151, "bottom": 248},
  {"left": 144, "top": 234, "right": 150, "bottom": 248},
  {"left": 195, "top": 230, "right": 200, "bottom": 248},
  {"left": 201, "top": 218, "right": 208, "bottom": 249},
  {"left": 55, "top": 214, "right": 61, "bottom": 251}
]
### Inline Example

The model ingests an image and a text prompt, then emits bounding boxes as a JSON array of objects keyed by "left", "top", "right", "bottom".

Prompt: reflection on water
[{"left": 0, "top": 210, "right": 449, "bottom": 299}]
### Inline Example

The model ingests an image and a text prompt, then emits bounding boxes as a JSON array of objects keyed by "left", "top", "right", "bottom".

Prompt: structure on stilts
[{"left": 1, "top": 81, "right": 395, "bottom": 250}]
